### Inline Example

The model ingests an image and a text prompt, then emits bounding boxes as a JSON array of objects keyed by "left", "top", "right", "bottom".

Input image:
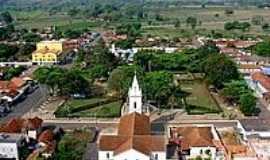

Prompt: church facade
[{"left": 98, "top": 74, "right": 166, "bottom": 160}]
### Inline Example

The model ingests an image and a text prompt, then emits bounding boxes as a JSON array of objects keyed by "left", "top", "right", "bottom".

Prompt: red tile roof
[
  {"left": 170, "top": 127, "right": 215, "bottom": 150},
  {"left": 0, "top": 77, "right": 26, "bottom": 93},
  {"left": 118, "top": 112, "right": 151, "bottom": 136},
  {"left": 38, "top": 129, "right": 54, "bottom": 145},
  {"left": 251, "top": 72, "right": 270, "bottom": 90},
  {"left": 0, "top": 117, "right": 43, "bottom": 133},
  {"left": 10, "top": 77, "right": 26, "bottom": 88},
  {"left": 99, "top": 113, "right": 165, "bottom": 156}
]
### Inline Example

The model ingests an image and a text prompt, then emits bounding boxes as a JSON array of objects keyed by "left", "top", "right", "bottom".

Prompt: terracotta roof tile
[
  {"left": 0, "top": 117, "right": 43, "bottom": 133},
  {"left": 99, "top": 113, "right": 165, "bottom": 156},
  {"left": 38, "top": 130, "right": 54, "bottom": 145},
  {"left": 251, "top": 72, "right": 270, "bottom": 90},
  {"left": 170, "top": 127, "right": 215, "bottom": 150},
  {"left": 10, "top": 77, "right": 25, "bottom": 88},
  {"left": 118, "top": 112, "right": 151, "bottom": 136}
]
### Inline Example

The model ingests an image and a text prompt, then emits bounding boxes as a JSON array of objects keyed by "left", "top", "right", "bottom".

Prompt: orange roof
[
  {"left": 118, "top": 112, "right": 150, "bottom": 136},
  {"left": 26, "top": 117, "right": 43, "bottom": 130},
  {"left": 0, "top": 77, "right": 25, "bottom": 93},
  {"left": 170, "top": 127, "right": 215, "bottom": 150},
  {"left": 38, "top": 130, "right": 54, "bottom": 145},
  {"left": 10, "top": 77, "right": 26, "bottom": 88},
  {"left": 0, "top": 117, "right": 43, "bottom": 133},
  {"left": 251, "top": 72, "right": 270, "bottom": 90},
  {"left": 0, "top": 118, "right": 25, "bottom": 133},
  {"left": 99, "top": 113, "right": 165, "bottom": 156}
]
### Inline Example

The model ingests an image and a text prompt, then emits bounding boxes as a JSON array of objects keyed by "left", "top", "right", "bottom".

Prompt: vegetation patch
[{"left": 181, "top": 80, "right": 221, "bottom": 114}]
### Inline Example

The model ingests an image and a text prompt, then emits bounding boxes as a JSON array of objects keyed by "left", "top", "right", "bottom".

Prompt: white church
[{"left": 98, "top": 74, "right": 166, "bottom": 160}]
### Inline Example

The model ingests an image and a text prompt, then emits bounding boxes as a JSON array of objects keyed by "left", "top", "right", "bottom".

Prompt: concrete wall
[
  {"left": 0, "top": 143, "right": 19, "bottom": 160},
  {"left": 189, "top": 147, "right": 216, "bottom": 159}
]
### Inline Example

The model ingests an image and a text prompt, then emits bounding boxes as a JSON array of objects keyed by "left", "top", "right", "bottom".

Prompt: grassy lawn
[
  {"left": 181, "top": 80, "right": 221, "bottom": 114},
  {"left": 64, "top": 98, "right": 107, "bottom": 109},
  {"left": 71, "top": 101, "right": 122, "bottom": 118}
]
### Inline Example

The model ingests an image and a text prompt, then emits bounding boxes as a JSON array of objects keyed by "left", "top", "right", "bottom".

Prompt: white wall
[
  {"left": 0, "top": 143, "right": 19, "bottom": 160},
  {"left": 28, "top": 130, "right": 37, "bottom": 140},
  {"left": 99, "top": 151, "right": 114, "bottom": 160},
  {"left": 189, "top": 147, "right": 216, "bottom": 159},
  {"left": 151, "top": 151, "right": 166, "bottom": 160},
  {"left": 114, "top": 149, "right": 150, "bottom": 160},
  {"left": 129, "top": 96, "right": 142, "bottom": 114}
]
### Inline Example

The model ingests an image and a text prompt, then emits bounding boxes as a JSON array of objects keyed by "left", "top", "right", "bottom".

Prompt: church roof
[
  {"left": 99, "top": 112, "right": 165, "bottom": 156},
  {"left": 118, "top": 112, "right": 150, "bottom": 136}
]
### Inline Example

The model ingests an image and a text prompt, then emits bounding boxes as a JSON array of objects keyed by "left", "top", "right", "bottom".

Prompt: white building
[
  {"left": 98, "top": 74, "right": 166, "bottom": 160},
  {"left": 169, "top": 125, "right": 223, "bottom": 160},
  {"left": 128, "top": 73, "right": 143, "bottom": 114},
  {"left": 0, "top": 133, "right": 25, "bottom": 160}
]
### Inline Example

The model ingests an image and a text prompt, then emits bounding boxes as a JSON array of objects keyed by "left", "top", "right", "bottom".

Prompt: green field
[
  {"left": 64, "top": 98, "right": 107, "bottom": 110},
  {"left": 11, "top": 6, "right": 270, "bottom": 37},
  {"left": 71, "top": 101, "right": 122, "bottom": 118},
  {"left": 55, "top": 97, "right": 122, "bottom": 118},
  {"left": 181, "top": 80, "right": 221, "bottom": 114}
]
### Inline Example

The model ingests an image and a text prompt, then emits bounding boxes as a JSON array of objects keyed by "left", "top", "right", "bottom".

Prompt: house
[
  {"left": 0, "top": 117, "right": 43, "bottom": 140},
  {"left": 32, "top": 40, "right": 68, "bottom": 65},
  {"left": 98, "top": 112, "right": 166, "bottom": 160},
  {"left": 0, "top": 77, "right": 30, "bottom": 103},
  {"left": 250, "top": 72, "right": 270, "bottom": 98},
  {"left": 98, "top": 74, "right": 166, "bottom": 160},
  {"left": 239, "top": 64, "right": 261, "bottom": 75},
  {"left": 0, "top": 133, "right": 25, "bottom": 160},
  {"left": 169, "top": 125, "right": 222, "bottom": 160}
]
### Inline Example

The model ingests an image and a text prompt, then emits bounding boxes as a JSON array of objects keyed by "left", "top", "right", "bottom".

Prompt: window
[
  {"left": 134, "top": 102, "right": 137, "bottom": 109},
  {"left": 106, "top": 152, "right": 110, "bottom": 159}
]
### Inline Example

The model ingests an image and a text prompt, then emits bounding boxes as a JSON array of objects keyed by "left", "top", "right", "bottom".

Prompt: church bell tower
[{"left": 128, "top": 73, "right": 142, "bottom": 114}]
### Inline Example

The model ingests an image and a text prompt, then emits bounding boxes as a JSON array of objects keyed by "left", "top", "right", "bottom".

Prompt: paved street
[{"left": 0, "top": 85, "right": 49, "bottom": 123}]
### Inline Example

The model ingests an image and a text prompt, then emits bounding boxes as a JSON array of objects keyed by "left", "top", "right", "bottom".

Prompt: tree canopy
[
  {"left": 33, "top": 67, "right": 91, "bottom": 96},
  {"left": 203, "top": 54, "right": 240, "bottom": 88},
  {"left": 252, "top": 40, "right": 270, "bottom": 57}
]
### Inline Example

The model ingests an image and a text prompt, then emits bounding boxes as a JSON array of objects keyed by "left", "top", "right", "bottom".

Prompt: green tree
[
  {"left": 225, "top": 9, "right": 234, "bottom": 16},
  {"left": 107, "top": 65, "right": 144, "bottom": 98},
  {"left": 56, "top": 133, "right": 87, "bottom": 160},
  {"left": 0, "top": 11, "right": 13, "bottom": 24},
  {"left": 239, "top": 92, "right": 257, "bottom": 116},
  {"left": 203, "top": 54, "right": 240, "bottom": 88},
  {"left": 68, "top": 8, "right": 80, "bottom": 17},
  {"left": 221, "top": 80, "right": 250, "bottom": 104},
  {"left": 262, "top": 23, "right": 270, "bottom": 31},
  {"left": 34, "top": 67, "right": 90, "bottom": 96},
  {"left": 88, "top": 64, "right": 109, "bottom": 79},
  {"left": 186, "top": 17, "right": 197, "bottom": 29},
  {"left": 253, "top": 40, "right": 270, "bottom": 57},
  {"left": 0, "top": 44, "right": 18, "bottom": 61},
  {"left": 143, "top": 71, "right": 174, "bottom": 107},
  {"left": 22, "top": 32, "right": 42, "bottom": 42},
  {"left": 174, "top": 19, "right": 181, "bottom": 28}
]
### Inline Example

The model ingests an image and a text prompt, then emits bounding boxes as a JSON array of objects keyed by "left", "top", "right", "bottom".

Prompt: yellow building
[{"left": 32, "top": 41, "right": 66, "bottom": 65}]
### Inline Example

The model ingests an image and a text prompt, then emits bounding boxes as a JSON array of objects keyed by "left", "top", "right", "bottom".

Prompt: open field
[
  {"left": 10, "top": 6, "right": 270, "bottom": 36},
  {"left": 181, "top": 80, "right": 221, "bottom": 114},
  {"left": 10, "top": 11, "right": 102, "bottom": 31}
]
